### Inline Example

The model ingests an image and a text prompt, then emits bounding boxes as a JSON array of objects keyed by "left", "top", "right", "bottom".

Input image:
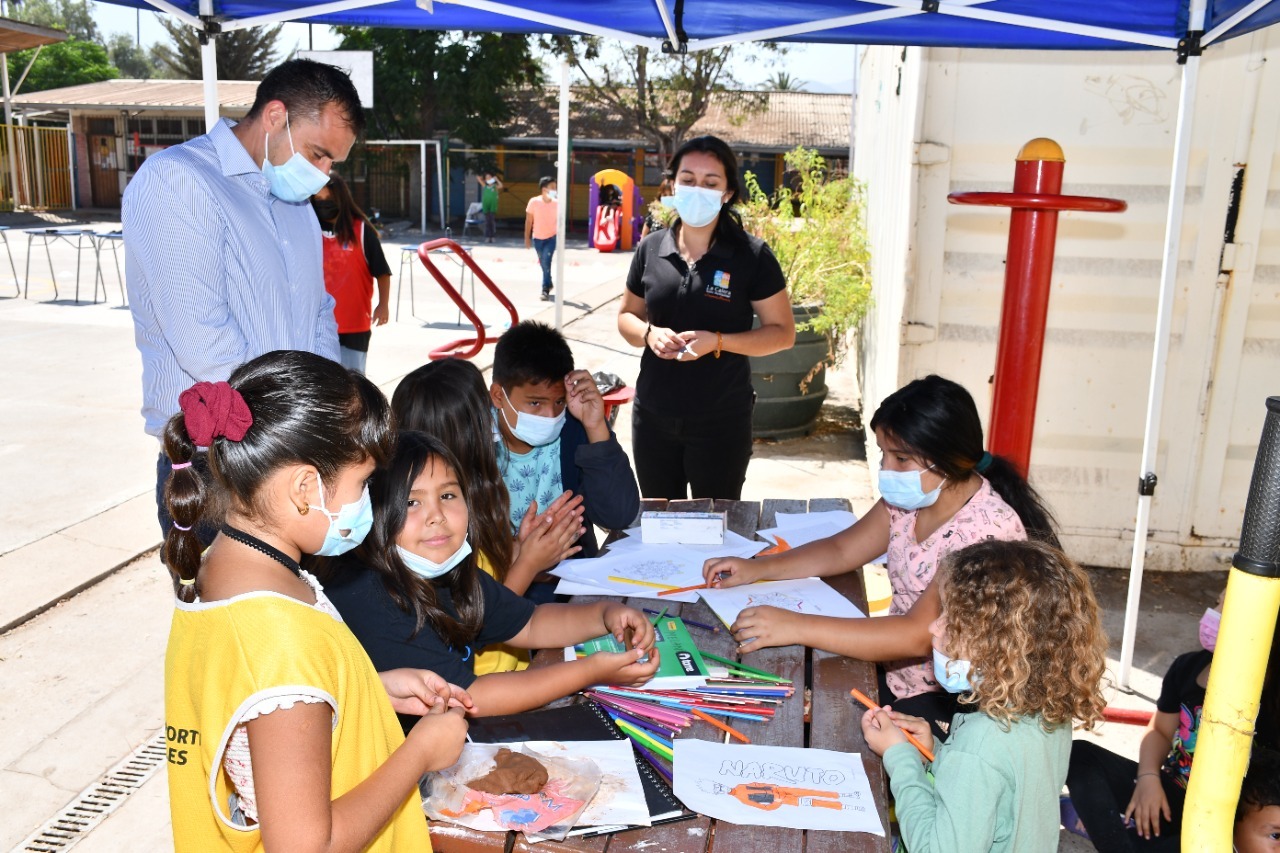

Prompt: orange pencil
[
  {"left": 850, "top": 688, "right": 935, "bottom": 762},
  {"left": 656, "top": 582, "right": 708, "bottom": 597},
  {"left": 690, "top": 707, "right": 751, "bottom": 743}
]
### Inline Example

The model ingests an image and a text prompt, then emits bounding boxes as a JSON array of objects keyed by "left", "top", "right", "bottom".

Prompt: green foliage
[
  {"left": 741, "top": 146, "right": 871, "bottom": 365},
  {"left": 8, "top": 0, "right": 99, "bottom": 41},
  {"left": 153, "top": 18, "right": 280, "bottom": 80},
  {"left": 762, "top": 71, "right": 807, "bottom": 92},
  {"left": 7, "top": 39, "right": 118, "bottom": 92},
  {"left": 106, "top": 33, "right": 160, "bottom": 79},
  {"left": 335, "top": 28, "right": 540, "bottom": 144}
]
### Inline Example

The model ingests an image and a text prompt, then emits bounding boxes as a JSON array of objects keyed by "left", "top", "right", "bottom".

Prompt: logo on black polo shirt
[{"left": 706, "top": 270, "right": 731, "bottom": 302}]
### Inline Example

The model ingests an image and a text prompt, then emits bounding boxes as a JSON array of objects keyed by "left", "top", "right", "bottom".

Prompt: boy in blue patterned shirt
[{"left": 490, "top": 322, "right": 641, "bottom": 571}]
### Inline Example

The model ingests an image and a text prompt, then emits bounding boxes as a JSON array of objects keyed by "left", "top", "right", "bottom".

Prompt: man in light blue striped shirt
[{"left": 124, "top": 59, "right": 363, "bottom": 537}]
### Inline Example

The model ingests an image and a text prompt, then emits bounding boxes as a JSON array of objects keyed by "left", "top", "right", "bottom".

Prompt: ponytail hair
[
  {"left": 162, "top": 350, "right": 394, "bottom": 602},
  {"left": 869, "top": 375, "right": 1059, "bottom": 548},
  {"left": 354, "top": 430, "right": 485, "bottom": 649},
  {"left": 391, "top": 359, "right": 515, "bottom": 579}
]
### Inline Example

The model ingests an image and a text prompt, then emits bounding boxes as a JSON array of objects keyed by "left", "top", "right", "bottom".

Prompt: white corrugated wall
[{"left": 854, "top": 28, "right": 1280, "bottom": 570}]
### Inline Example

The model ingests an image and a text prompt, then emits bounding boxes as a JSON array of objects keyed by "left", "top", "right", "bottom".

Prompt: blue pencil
[
  {"left": 642, "top": 608, "right": 719, "bottom": 633},
  {"left": 631, "top": 740, "right": 674, "bottom": 784},
  {"left": 606, "top": 705, "right": 678, "bottom": 738}
]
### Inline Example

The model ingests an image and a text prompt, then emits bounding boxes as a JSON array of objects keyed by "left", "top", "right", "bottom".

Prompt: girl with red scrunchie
[{"left": 161, "top": 350, "right": 472, "bottom": 852}]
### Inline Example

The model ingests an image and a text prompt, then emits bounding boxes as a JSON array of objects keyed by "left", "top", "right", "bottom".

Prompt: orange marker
[
  {"left": 656, "top": 582, "right": 708, "bottom": 597},
  {"left": 757, "top": 535, "right": 792, "bottom": 557},
  {"left": 690, "top": 707, "right": 750, "bottom": 743},
  {"left": 850, "top": 688, "right": 935, "bottom": 762}
]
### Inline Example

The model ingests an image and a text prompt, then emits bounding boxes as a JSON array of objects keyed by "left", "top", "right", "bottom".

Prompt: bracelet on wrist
[{"left": 715, "top": 331, "right": 723, "bottom": 359}]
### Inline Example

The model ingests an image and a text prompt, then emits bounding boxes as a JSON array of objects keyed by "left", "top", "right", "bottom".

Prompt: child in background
[
  {"left": 705, "top": 375, "right": 1057, "bottom": 738},
  {"left": 322, "top": 431, "right": 660, "bottom": 724},
  {"left": 1236, "top": 747, "right": 1280, "bottom": 853},
  {"left": 861, "top": 539, "right": 1108, "bottom": 853},
  {"left": 1065, "top": 593, "right": 1280, "bottom": 851},
  {"left": 163, "top": 351, "right": 470, "bottom": 851},
  {"left": 490, "top": 321, "right": 640, "bottom": 562}
]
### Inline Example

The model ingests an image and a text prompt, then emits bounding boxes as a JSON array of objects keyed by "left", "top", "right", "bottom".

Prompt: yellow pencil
[{"left": 608, "top": 575, "right": 679, "bottom": 590}]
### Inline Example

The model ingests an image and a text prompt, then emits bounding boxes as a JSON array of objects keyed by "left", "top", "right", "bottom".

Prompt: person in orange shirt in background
[
  {"left": 525, "top": 176, "right": 558, "bottom": 301},
  {"left": 312, "top": 174, "right": 392, "bottom": 374}
]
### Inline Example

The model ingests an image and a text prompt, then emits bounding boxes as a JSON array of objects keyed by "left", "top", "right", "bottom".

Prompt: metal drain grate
[{"left": 15, "top": 732, "right": 167, "bottom": 852}]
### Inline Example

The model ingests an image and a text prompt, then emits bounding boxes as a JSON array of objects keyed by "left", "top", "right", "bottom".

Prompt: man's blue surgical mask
[
  {"left": 262, "top": 113, "right": 329, "bottom": 203},
  {"left": 664, "top": 184, "right": 725, "bottom": 228}
]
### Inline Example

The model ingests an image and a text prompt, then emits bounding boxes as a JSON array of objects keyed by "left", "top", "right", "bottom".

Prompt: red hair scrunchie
[{"left": 178, "top": 381, "right": 253, "bottom": 446}]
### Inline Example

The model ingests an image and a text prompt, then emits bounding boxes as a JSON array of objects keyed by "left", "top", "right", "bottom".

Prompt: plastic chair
[{"left": 461, "top": 202, "right": 484, "bottom": 239}]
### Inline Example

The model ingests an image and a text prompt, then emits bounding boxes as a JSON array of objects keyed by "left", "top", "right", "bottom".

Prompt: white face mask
[
  {"left": 665, "top": 184, "right": 725, "bottom": 228},
  {"left": 545, "top": 189, "right": 558, "bottom": 200},
  {"left": 499, "top": 387, "right": 565, "bottom": 447},
  {"left": 396, "top": 541, "right": 472, "bottom": 580}
]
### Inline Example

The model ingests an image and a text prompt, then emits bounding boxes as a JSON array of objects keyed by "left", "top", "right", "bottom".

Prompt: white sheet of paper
[
  {"left": 672, "top": 740, "right": 884, "bottom": 834},
  {"left": 554, "top": 545, "right": 708, "bottom": 590},
  {"left": 775, "top": 510, "right": 858, "bottom": 531},
  {"left": 698, "top": 578, "right": 866, "bottom": 628}
]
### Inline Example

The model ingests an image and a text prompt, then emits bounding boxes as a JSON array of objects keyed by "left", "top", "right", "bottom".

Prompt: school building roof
[{"left": 12, "top": 79, "right": 260, "bottom": 113}]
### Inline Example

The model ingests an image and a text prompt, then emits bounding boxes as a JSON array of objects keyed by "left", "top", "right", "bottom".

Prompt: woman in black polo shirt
[{"left": 617, "top": 135, "right": 796, "bottom": 500}]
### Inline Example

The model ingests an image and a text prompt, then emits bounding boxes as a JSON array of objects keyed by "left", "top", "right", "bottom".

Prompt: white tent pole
[
  {"left": 440, "top": 0, "right": 663, "bottom": 48},
  {"left": 221, "top": 0, "right": 394, "bottom": 32},
  {"left": 1204, "top": 0, "right": 1271, "bottom": 45},
  {"left": 199, "top": 0, "right": 219, "bottom": 131},
  {"left": 1118, "top": 0, "right": 1207, "bottom": 691},
  {"left": 553, "top": 59, "right": 569, "bottom": 330},
  {"left": 433, "top": 140, "right": 444, "bottom": 229},
  {"left": 652, "top": 0, "right": 682, "bottom": 48},
  {"left": 141, "top": 0, "right": 202, "bottom": 30}
]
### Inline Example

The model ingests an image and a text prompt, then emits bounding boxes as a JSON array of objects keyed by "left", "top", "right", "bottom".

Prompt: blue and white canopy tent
[{"left": 96, "top": 0, "right": 1280, "bottom": 799}]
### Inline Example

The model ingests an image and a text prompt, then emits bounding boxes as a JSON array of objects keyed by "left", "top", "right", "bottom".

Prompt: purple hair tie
[
  {"left": 171, "top": 461, "right": 193, "bottom": 471},
  {"left": 173, "top": 522, "right": 193, "bottom": 532}
]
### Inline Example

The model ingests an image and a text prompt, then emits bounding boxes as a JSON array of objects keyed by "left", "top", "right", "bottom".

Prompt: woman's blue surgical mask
[
  {"left": 397, "top": 540, "right": 472, "bottom": 580},
  {"left": 309, "top": 476, "right": 374, "bottom": 556},
  {"left": 664, "top": 184, "right": 725, "bottom": 228},
  {"left": 499, "top": 388, "right": 565, "bottom": 447},
  {"left": 262, "top": 113, "right": 329, "bottom": 203},
  {"left": 878, "top": 466, "right": 943, "bottom": 511},
  {"left": 932, "top": 648, "right": 976, "bottom": 694}
]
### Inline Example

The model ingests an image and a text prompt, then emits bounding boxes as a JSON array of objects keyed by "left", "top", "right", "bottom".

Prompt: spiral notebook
[{"left": 466, "top": 702, "right": 693, "bottom": 836}]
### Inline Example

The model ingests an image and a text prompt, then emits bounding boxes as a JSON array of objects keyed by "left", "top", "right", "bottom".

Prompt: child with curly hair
[{"left": 861, "top": 538, "right": 1108, "bottom": 852}]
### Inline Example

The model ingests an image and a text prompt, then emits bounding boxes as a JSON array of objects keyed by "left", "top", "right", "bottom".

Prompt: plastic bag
[{"left": 422, "top": 743, "right": 602, "bottom": 842}]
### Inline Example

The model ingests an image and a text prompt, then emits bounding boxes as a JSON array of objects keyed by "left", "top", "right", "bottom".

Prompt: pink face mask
[{"left": 1199, "top": 607, "right": 1221, "bottom": 652}]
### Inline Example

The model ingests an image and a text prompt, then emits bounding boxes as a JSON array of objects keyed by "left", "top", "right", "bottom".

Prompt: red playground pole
[{"left": 949, "top": 138, "right": 1126, "bottom": 477}]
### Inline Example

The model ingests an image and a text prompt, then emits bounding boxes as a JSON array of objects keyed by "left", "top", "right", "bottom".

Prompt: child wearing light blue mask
[
  {"left": 704, "top": 375, "right": 1058, "bottom": 740},
  {"left": 321, "top": 431, "right": 661, "bottom": 725},
  {"left": 862, "top": 539, "right": 1108, "bottom": 853}
]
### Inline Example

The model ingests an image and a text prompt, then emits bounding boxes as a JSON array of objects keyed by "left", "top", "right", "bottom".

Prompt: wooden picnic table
[{"left": 429, "top": 498, "right": 890, "bottom": 853}]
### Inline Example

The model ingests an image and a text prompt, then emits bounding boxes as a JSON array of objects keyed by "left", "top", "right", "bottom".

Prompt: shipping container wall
[{"left": 854, "top": 28, "right": 1280, "bottom": 571}]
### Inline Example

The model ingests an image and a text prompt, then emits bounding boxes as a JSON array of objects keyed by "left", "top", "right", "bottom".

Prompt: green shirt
[
  {"left": 481, "top": 183, "right": 499, "bottom": 214},
  {"left": 883, "top": 712, "right": 1070, "bottom": 853}
]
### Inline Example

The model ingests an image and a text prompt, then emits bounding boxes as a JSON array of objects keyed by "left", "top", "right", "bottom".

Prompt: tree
[
  {"left": 106, "top": 32, "right": 158, "bottom": 80},
  {"left": 334, "top": 28, "right": 541, "bottom": 144},
  {"left": 7, "top": 0, "right": 99, "bottom": 41},
  {"left": 548, "top": 37, "right": 774, "bottom": 162},
  {"left": 7, "top": 39, "right": 117, "bottom": 92},
  {"left": 152, "top": 17, "right": 281, "bottom": 80},
  {"left": 763, "top": 71, "right": 807, "bottom": 92}
]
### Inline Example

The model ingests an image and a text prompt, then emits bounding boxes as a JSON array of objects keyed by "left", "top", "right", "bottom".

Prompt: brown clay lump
[{"left": 465, "top": 748, "right": 550, "bottom": 795}]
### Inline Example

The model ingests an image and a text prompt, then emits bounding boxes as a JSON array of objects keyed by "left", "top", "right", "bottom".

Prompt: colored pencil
[
  {"left": 850, "top": 688, "right": 935, "bottom": 762},
  {"left": 690, "top": 707, "right": 751, "bottom": 743},
  {"left": 643, "top": 608, "right": 719, "bottom": 633},
  {"left": 631, "top": 741, "right": 674, "bottom": 784},
  {"left": 608, "top": 575, "right": 679, "bottom": 590},
  {"left": 649, "top": 605, "right": 669, "bottom": 624},
  {"left": 700, "top": 652, "right": 792, "bottom": 683},
  {"left": 656, "top": 582, "right": 708, "bottom": 597},
  {"left": 615, "top": 719, "right": 675, "bottom": 760}
]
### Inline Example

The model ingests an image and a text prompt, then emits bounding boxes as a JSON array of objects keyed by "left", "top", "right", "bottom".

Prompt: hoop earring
[{"left": 297, "top": 503, "right": 310, "bottom": 516}]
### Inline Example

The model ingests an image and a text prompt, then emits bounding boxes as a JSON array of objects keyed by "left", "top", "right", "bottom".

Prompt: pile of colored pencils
[{"left": 583, "top": 652, "right": 793, "bottom": 783}]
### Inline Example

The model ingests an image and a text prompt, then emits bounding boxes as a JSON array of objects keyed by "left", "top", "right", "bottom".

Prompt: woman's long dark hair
[
  {"left": 163, "top": 350, "right": 394, "bottom": 602},
  {"left": 869, "top": 374, "right": 1059, "bottom": 547},
  {"left": 391, "top": 359, "right": 515, "bottom": 580},
  {"left": 353, "top": 430, "right": 484, "bottom": 650},
  {"left": 667, "top": 134, "right": 749, "bottom": 249},
  {"left": 314, "top": 173, "right": 369, "bottom": 247}
]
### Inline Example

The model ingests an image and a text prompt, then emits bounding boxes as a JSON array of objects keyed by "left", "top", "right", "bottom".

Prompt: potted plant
[{"left": 741, "top": 146, "right": 872, "bottom": 438}]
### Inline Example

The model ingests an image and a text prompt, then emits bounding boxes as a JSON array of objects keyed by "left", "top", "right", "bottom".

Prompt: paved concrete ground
[{"left": 0, "top": 212, "right": 1227, "bottom": 851}]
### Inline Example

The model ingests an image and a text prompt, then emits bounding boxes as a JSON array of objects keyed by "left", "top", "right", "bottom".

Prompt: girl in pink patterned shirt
[{"left": 704, "top": 375, "right": 1058, "bottom": 738}]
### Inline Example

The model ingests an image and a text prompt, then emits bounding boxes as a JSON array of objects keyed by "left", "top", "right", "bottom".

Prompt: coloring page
[
  {"left": 673, "top": 740, "right": 884, "bottom": 834},
  {"left": 698, "top": 578, "right": 866, "bottom": 628},
  {"left": 550, "top": 545, "right": 708, "bottom": 601}
]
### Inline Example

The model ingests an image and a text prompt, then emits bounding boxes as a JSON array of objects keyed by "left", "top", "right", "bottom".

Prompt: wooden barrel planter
[{"left": 750, "top": 304, "right": 829, "bottom": 439}]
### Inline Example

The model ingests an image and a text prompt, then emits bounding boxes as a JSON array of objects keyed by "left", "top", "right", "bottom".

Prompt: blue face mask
[
  {"left": 396, "top": 540, "right": 472, "bottom": 580},
  {"left": 262, "top": 113, "right": 329, "bottom": 203},
  {"left": 499, "top": 388, "right": 565, "bottom": 447},
  {"left": 932, "top": 648, "right": 976, "bottom": 694},
  {"left": 310, "top": 476, "right": 373, "bottom": 557},
  {"left": 664, "top": 184, "right": 725, "bottom": 228},
  {"left": 878, "top": 466, "right": 943, "bottom": 511}
]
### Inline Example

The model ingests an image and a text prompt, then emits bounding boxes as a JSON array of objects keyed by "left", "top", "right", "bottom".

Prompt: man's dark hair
[
  {"left": 492, "top": 321, "right": 574, "bottom": 389},
  {"left": 539, "top": 176, "right": 555, "bottom": 191},
  {"left": 244, "top": 58, "right": 365, "bottom": 134}
]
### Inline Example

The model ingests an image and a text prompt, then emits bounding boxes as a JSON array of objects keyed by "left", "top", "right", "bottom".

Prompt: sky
[{"left": 86, "top": 1, "right": 857, "bottom": 93}]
